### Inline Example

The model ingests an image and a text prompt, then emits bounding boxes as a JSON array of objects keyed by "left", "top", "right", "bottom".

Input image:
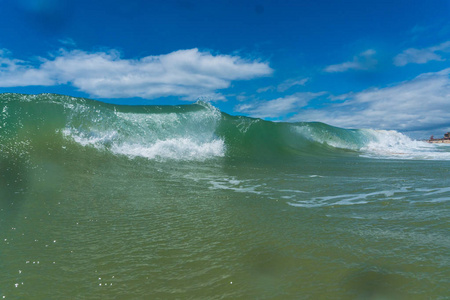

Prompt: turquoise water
[{"left": 1, "top": 94, "right": 449, "bottom": 299}]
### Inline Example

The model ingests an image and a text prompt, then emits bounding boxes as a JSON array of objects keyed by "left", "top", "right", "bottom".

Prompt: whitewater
[{"left": 1, "top": 93, "right": 449, "bottom": 299}]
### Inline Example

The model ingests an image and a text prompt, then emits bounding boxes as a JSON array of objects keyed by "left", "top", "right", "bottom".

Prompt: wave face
[{"left": 1, "top": 93, "right": 449, "bottom": 161}]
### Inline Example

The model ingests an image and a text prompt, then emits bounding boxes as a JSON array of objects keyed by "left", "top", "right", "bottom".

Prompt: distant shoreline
[
  {"left": 427, "top": 132, "right": 450, "bottom": 143},
  {"left": 428, "top": 139, "right": 450, "bottom": 144}
]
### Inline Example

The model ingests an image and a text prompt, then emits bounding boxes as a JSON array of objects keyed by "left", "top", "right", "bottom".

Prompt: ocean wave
[{"left": 1, "top": 93, "right": 449, "bottom": 161}]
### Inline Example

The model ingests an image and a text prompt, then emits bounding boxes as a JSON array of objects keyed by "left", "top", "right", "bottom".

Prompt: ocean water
[{"left": 0, "top": 93, "right": 449, "bottom": 299}]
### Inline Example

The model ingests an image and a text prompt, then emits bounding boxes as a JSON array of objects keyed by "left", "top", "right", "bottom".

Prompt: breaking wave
[{"left": 1, "top": 93, "right": 449, "bottom": 161}]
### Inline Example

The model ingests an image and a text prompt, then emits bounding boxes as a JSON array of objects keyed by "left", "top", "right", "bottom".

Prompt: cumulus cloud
[
  {"left": 235, "top": 92, "right": 325, "bottom": 119},
  {"left": 0, "top": 49, "right": 54, "bottom": 86},
  {"left": 289, "top": 68, "right": 450, "bottom": 133},
  {"left": 324, "top": 49, "right": 377, "bottom": 73},
  {"left": 393, "top": 41, "right": 450, "bottom": 66},
  {"left": 0, "top": 48, "right": 272, "bottom": 100}
]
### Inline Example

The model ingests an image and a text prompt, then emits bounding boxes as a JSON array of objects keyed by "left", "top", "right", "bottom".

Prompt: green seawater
[{"left": 1, "top": 94, "right": 449, "bottom": 299}]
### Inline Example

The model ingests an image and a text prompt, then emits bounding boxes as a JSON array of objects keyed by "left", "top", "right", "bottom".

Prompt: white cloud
[
  {"left": 289, "top": 68, "right": 450, "bottom": 133},
  {"left": 59, "top": 38, "right": 76, "bottom": 47},
  {"left": 393, "top": 41, "right": 450, "bottom": 66},
  {"left": 324, "top": 49, "right": 377, "bottom": 73},
  {"left": 256, "top": 77, "right": 308, "bottom": 94},
  {"left": 256, "top": 85, "right": 275, "bottom": 93},
  {"left": 235, "top": 92, "right": 325, "bottom": 119},
  {"left": 0, "top": 49, "right": 54, "bottom": 86},
  {"left": 0, "top": 48, "right": 272, "bottom": 100},
  {"left": 277, "top": 78, "right": 308, "bottom": 92}
]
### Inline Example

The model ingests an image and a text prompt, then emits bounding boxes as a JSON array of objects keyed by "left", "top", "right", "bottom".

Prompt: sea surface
[{"left": 1, "top": 93, "right": 449, "bottom": 299}]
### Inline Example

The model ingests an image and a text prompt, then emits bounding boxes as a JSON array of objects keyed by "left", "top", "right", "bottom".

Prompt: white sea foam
[
  {"left": 111, "top": 138, "right": 225, "bottom": 161},
  {"left": 61, "top": 128, "right": 118, "bottom": 147},
  {"left": 420, "top": 187, "right": 450, "bottom": 203},
  {"left": 62, "top": 128, "right": 225, "bottom": 161},
  {"left": 287, "top": 189, "right": 398, "bottom": 208},
  {"left": 294, "top": 124, "right": 450, "bottom": 160},
  {"left": 287, "top": 185, "right": 450, "bottom": 208},
  {"left": 207, "top": 177, "right": 264, "bottom": 194},
  {"left": 360, "top": 129, "right": 450, "bottom": 160}
]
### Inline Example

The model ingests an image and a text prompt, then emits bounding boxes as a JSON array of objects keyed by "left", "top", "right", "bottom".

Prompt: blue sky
[{"left": 1, "top": 0, "right": 450, "bottom": 137}]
